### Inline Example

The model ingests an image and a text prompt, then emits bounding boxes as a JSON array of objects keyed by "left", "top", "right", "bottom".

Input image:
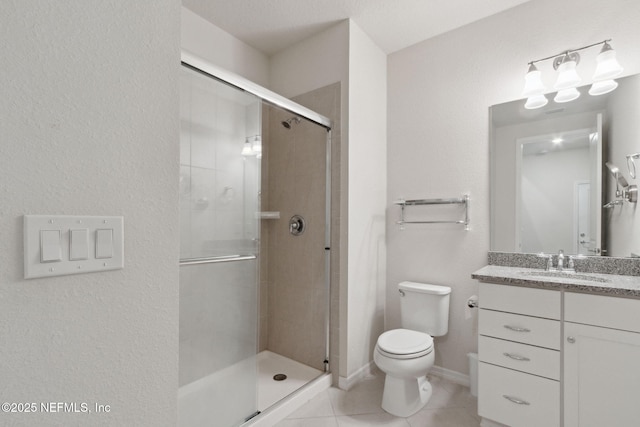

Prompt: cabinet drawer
[
  {"left": 565, "top": 292, "right": 640, "bottom": 333},
  {"left": 479, "top": 335, "right": 559, "bottom": 380},
  {"left": 479, "top": 283, "right": 560, "bottom": 320},
  {"left": 479, "top": 309, "right": 560, "bottom": 350},
  {"left": 479, "top": 362, "right": 559, "bottom": 427}
]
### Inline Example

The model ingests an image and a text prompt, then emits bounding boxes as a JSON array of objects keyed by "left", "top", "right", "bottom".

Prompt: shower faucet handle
[{"left": 289, "top": 215, "right": 306, "bottom": 236}]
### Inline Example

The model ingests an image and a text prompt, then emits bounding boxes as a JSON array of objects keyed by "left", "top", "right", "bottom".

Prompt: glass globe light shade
[
  {"left": 524, "top": 94, "right": 548, "bottom": 109},
  {"left": 554, "top": 58, "right": 582, "bottom": 90},
  {"left": 522, "top": 64, "right": 545, "bottom": 97},
  {"left": 593, "top": 44, "right": 623, "bottom": 81},
  {"left": 554, "top": 87, "right": 580, "bottom": 103},
  {"left": 589, "top": 79, "right": 618, "bottom": 96}
]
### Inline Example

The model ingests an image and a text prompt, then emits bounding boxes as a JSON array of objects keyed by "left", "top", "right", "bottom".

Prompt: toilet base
[{"left": 381, "top": 375, "right": 433, "bottom": 417}]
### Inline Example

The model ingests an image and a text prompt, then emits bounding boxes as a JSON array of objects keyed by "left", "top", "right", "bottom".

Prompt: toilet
[{"left": 373, "top": 281, "right": 451, "bottom": 417}]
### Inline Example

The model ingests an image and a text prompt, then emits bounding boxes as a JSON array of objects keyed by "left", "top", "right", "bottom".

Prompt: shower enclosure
[{"left": 178, "top": 54, "right": 333, "bottom": 427}]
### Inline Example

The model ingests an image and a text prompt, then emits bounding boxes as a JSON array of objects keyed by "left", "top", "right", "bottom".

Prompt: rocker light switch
[
  {"left": 95, "top": 229, "right": 114, "bottom": 259},
  {"left": 40, "top": 230, "right": 62, "bottom": 262},
  {"left": 69, "top": 229, "right": 89, "bottom": 260}
]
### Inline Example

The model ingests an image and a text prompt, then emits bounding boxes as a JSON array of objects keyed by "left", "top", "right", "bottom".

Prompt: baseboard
[
  {"left": 429, "top": 365, "right": 470, "bottom": 388},
  {"left": 480, "top": 418, "right": 509, "bottom": 427},
  {"left": 340, "top": 361, "right": 470, "bottom": 390},
  {"left": 338, "top": 360, "right": 379, "bottom": 390}
]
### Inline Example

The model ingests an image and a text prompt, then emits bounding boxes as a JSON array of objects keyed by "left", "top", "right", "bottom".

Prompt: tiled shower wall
[
  {"left": 179, "top": 67, "right": 261, "bottom": 387},
  {"left": 259, "top": 83, "right": 341, "bottom": 374}
]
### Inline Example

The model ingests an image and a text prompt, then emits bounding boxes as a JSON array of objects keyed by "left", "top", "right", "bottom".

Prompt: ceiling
[{"left": 182, "top": 0, "right": 533, "bottom": 55}]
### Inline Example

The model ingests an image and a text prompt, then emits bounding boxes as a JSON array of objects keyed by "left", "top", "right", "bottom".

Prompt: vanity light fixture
[
  {"left": 553, "top": 53, "right": 582, "bottom": 90},
  {"left": 522, "top": 39, "right": 623, "bottom": 109},
  {"left": 251, "top": 135, "right": 262, "bottom": 154},
  {"left": 592, "top": 41, "right": 624, "bottom": 81},
  {"left": 241, "top": 135, "right": 263, "bottom": 158},
  {"left": 522, "top": 64, "right": 548, "bottom": 109},
  {"left": 554, "top": 87, "right": 581, "bottom": 103},
  {"left": 241, "top": 137, "right": 255, "bottom": 156},
  {"left": 589, "top": 41, "right": 623, "bottom": 96}
]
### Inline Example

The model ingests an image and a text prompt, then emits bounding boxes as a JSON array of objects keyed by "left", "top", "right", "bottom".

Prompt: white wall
[
  {"left": 345, "top": 23, "right": 387, "bottom": 380},
  {"left": 0, "top": 2, "right": 180, "bottom": 426},
  {"left": 269, "top": 21, "right": 349, "bottom": 100},
  {"left": 388, "top": 0, "right": 640, "bottom": 375},
  {"left": 181, "top": 7, "right": 269, "bottom": 87}
]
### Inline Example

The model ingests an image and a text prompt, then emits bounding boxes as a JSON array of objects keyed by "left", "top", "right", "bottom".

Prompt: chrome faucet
[
  {"left": 557, "top": 250, "right": 564, "bottom": 272},
  {"left": 546, "top": 255, "right": 553, "bottom": 271}
]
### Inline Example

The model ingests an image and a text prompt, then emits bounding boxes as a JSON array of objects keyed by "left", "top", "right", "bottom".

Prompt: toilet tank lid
[{"left": 399, "top": 281, "right": 451, "bottom": 295}]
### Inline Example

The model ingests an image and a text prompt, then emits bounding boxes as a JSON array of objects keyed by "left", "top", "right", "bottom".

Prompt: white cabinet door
[{"left": 564, "top": 322, "right": 640, "bottom": 427}]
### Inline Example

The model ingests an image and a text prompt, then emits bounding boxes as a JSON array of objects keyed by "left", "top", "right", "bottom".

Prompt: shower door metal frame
[{"left": 181, "top": 50, "right": 334, "bottom": 372}]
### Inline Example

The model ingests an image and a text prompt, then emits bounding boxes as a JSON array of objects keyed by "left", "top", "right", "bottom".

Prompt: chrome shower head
[{"left": 281, "top": 116, "right": 301, "bottom": 129}]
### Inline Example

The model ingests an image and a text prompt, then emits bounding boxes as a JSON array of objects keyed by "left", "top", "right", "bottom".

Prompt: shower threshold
[{"left": 256, "top": 350, "right": 322, "bottom": 411}]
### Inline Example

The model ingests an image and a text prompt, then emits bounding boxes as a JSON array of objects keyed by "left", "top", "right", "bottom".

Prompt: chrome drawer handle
[
  {"left": 503, "top": 395, "right": 531, "bottom": 405},
  {"left": 504, "top": 325, "right": 531, "bottom": 333},
  {"left": 503, "top": 352, "right": 531, "bottom": 361}
]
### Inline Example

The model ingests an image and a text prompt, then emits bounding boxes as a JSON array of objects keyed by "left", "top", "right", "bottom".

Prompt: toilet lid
[{"left": 377, "top": 329, "right": 433, "bottom": 356}]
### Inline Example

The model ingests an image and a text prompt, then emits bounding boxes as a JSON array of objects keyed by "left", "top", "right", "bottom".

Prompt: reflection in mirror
[{"left": 490, "top": 73, "right": 640, "bottom": 258}]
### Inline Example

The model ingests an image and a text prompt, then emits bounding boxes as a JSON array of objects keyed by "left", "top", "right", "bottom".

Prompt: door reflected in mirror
[{"left": 516, "top": 127, "right": 600, "bottom": 255}]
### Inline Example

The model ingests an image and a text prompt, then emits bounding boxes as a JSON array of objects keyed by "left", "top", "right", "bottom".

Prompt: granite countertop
[{"left": 472, "top": 265, "right": 640, "bottom": 298}]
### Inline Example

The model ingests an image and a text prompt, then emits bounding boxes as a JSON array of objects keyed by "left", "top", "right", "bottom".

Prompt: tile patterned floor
[{"left": 274, "top": 374, "right": 481, "bottom": 426}]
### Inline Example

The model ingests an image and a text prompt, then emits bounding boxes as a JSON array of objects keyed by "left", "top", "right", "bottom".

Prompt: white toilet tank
[{"left": 399, "top": 281, "right": 451, "bottom": 336}]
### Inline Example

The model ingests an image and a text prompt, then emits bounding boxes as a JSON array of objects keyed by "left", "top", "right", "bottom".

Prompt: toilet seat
[{"left": 376, "top": 329, "right": 433, "bottom": 359}]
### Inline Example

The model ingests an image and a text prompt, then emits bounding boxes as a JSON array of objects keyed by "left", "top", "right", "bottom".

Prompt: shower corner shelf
[
  {"left": 257, "top": 211, "right": 280, "bottom": 220},
  {"left": 394, "top": 194, "right": 470, "bottom": 231}
]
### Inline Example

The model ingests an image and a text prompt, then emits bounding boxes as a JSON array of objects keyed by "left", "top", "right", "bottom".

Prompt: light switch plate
[{"left": 24, "top": 215, "right": 124, "bottom": 279}]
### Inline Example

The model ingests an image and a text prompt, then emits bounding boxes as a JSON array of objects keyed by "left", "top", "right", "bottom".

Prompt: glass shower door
[{"left": 178, "top": 64, "right": 262, "bottom": 427}]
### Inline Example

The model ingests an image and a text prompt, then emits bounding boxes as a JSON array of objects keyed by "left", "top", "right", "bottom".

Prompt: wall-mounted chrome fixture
[
  {"left": 604, "top": 161, "right": 637, "bottom": 208},
  {"left": 241, "top": 135, "right": 262, "bottom": 158},
  {"left": 626, "top": 153, "right": 640, "bottom": 179},
  {"left": 523, "top": 39, "right": 624, "bottom": 110},
  {"left": 289, "top": 215, "right": 306, "bottom": 236},
  {"left": 281, "top": 116, "right": 301, "bottom": 129}
]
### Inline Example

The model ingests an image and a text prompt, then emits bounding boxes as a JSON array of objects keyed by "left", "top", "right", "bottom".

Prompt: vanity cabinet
[
  {"left": 477, "top": 283, "right": 561, "bottom": 427},
  {"left": 564, "top": 292, "right": 640, "bottom": 427}
]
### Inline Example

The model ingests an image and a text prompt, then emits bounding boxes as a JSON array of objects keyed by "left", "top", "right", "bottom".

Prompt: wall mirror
[{"left": 490, "top": 73, "right": 640, "bottom": 258}]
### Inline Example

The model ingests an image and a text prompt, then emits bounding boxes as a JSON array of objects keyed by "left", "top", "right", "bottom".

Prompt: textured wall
[
  {"left": 388, "top": 0, "right": 640, "bottom": 375},
  {"left": 0, "top": 1, "right": 180, "bottom": 425},
  {"left": 181, "top": 7, "right": 269, "bottom": 88},
  {"left": 345, "top": 22, "right": 387, "bottom": 379}
]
